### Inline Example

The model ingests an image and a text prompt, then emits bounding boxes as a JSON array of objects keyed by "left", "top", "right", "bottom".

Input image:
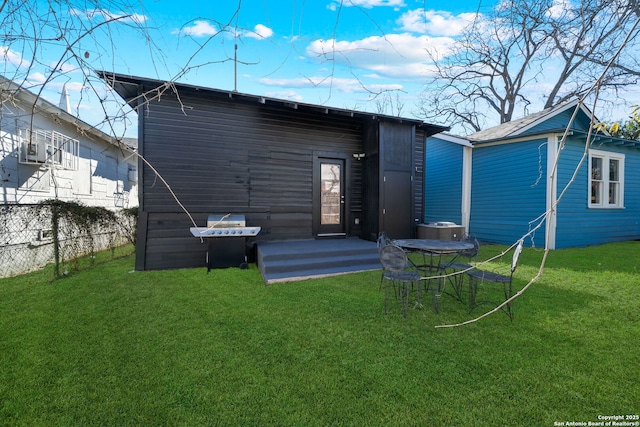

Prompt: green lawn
[{"left": 1, "top": 242, "right": 638, "bottom": 426}]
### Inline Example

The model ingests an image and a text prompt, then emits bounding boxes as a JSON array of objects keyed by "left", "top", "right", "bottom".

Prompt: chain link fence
[{"left": 0, "top": 202, "right": 137, "bottom": 279}]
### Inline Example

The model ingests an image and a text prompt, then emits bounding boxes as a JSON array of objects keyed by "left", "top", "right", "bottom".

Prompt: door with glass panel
[{"left": 316, "top": 158, "right": 346, "bottom": 237}]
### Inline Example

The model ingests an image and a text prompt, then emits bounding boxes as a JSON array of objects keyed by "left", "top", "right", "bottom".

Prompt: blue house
[{"left": 426, "top": 100, "right": 640, "bottom": 249}]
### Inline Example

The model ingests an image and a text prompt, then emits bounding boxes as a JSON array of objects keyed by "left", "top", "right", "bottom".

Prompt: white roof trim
[
  {"left": 1, "top": 74, "right": 134, "bottom": 153},
  {"left": 513, "top": 99, "right": 596, "bottom": 136},
  {"left": 430, "top": 132, "right": 474, "bottom": 147}
]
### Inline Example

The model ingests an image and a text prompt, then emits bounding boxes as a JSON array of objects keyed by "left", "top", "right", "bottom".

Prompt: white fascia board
[{"left": 430, "top": 132, "right": 474, "bottom": 147}]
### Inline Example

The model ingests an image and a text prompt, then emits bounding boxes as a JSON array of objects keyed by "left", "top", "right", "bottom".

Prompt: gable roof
[
  {"left": 97, "top": 71, "right": 449, "bottom": 137},
  {"left": 466, "top": 99, "right": 595, "bottom": 143},
  {"left": 0, "top": 74, "right": 134, "bottom": 152},
  {"left": 429, "top": 132, "right": 474, "bottom": 147}
]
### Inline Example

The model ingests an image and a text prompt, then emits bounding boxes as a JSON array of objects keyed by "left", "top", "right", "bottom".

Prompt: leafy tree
[
  {"left": 597, "top": 104, "right": 640, "bottom": 140},
  {"left": 419, "top": 0, "right": 640, "bottom": 135}
]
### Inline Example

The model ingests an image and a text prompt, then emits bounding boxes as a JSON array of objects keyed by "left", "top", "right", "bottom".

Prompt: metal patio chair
[
  {"left": 467, "top": 239, "right": 523, "bottom": 321},
  {"left": 377, "top": 231, "right": 393, "bottom": 291},
  {"left": 379, "top": 244, "right": 422, "bottom": 318},
  {"left": 376, "top": 231, "right": 392, "bottom": 252},
  {"left": 441, "top": 235, "right": 480, "bottom": 302}
]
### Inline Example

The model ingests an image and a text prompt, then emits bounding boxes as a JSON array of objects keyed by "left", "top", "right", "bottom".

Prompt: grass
[{"left": 1, "top": 242, "right": 639, "bottom": 426}]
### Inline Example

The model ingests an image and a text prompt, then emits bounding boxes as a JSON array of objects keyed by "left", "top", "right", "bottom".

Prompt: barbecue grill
[{"left": 190, "top": 214, "right": 261, "bottom": 271}]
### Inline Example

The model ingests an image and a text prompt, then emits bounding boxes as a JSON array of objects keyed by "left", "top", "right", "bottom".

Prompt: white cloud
[
  {"left": 0, "top": 46, "right": 29, "bottom": 68},
  {"left": 398, "top": 9, "right": 478, "bottom": 36},
  {"left": 50, "top": 62, "right": 79, "bottom": 74},
  {"left": 546, "top": 0, "right": 573, "bottom": 18},
  {"left": 27, "top": 72, "right": 47, "bottom": 85},
  {"left": 176, "top": 21, "right": 272, "bottom": 40},
  {"left": 245, "top": 24, "right": 274, "bottom": 40},
  {"left": 306, "top": 33, "right": 454, "bottom": 79},
  {"left": 260, "top": 76, "right": 372, "bottom": 94},
  {"left": 176, "top": 20, "right": 220, "bottom": 37},
  {"left": 329, "top": 0, "right": 406, "bottom": 9},
  {"left": 263, "top": 90, "right": 304, "bottom": 101},
  {"left": 259, "top": 74, "right": 406, "bottom": 95},
  {"left": 73, "top": 8, "right": 147, "bottom": 24},
  {"left": 61, "top": 81, "right": 85, "bottom": 92}
]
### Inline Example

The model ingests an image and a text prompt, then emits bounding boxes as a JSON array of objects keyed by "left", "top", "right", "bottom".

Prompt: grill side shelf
[{"left": 190, "top": 227, "right": 261, "bottom": 237}]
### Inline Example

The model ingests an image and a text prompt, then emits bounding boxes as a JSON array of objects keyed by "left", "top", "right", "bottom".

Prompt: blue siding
[
  {"left": 470, "top": 139, "right": 548, "bottom": 247},
  {"left": 424, "top": 137, "right": 464, "bottom": 224},
  {"left": 555, "top": 138, "right": 640, "bottom": 248}
]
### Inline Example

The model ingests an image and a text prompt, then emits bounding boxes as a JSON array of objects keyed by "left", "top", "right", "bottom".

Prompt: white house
[{"left": 0, "top": 75, "right": 138, "bottom": 208}]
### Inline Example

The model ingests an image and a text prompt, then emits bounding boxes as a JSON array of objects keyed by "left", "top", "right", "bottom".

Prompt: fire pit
[{"left": 190, "top": 214, "right": 261, "bottom": 271}]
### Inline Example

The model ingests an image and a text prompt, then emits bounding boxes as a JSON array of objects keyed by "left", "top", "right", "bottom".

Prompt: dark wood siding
[
  {"left": 414, "top": 129, "right": 426, "bottom": 231},
  {"left": 137, "top": 86, "right": 369, "bottom": 270},
  {"left": 362, "top": 121, "right": 380, "bottom": 241},
  {"left": 379, "top": 122, "right": 416, "bottom": 239}
]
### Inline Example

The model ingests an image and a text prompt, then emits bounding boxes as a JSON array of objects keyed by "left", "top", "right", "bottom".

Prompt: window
[
  {"left": 19, "top": 128, "right": 79, "bottom": 170},
  {"left": 589, "top": 149, "right": 624, "bottom": 208}
]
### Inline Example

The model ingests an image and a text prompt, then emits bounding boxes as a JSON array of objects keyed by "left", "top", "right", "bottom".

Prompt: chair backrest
[
  {"left": 510, "top": 239, "right": 523, "bottom": 273},
  {"left": 459, "top": 235, "right": 480, "bottom": 259},
  {"left": 377, "top": 231, "right": 392, "bottom": 252},
  {"left": 379, "top": 244, "right": 409, "bottom": 272}
]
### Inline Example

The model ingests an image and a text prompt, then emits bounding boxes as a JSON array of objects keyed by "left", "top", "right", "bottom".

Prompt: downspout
[
  {"left": 546, "top": 135, "right": 558, "bottom": 249},
  {"left": 461, "top": 145, "right": 472, "bottom": 234}
]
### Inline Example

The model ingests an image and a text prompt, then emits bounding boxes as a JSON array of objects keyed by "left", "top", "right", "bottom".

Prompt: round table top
[{"left": 393, "top": 239, "right": 474, "bottom": 254}]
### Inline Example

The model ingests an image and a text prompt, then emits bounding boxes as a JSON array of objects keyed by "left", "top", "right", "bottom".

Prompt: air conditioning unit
[
  {"left": 20, "top": 139, "right": 48, "bottom": 164},
  {"left": 417, "top": 222, "right": 466, "bottom": 240}
]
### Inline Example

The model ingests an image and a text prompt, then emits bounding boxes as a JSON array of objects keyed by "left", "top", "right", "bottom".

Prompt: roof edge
[
  {"left": 97, "top": 70, "right": 449, "bottom": 136},
  {"left": 1, "top": 74, "right": 134, "bottom": 152}
]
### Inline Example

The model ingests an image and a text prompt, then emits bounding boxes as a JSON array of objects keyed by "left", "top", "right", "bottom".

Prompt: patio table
[{"left": 392, "top": 238, "right": 475, "bottom": 313}]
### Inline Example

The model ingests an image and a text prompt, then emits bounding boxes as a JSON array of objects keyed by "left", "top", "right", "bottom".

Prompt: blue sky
[
  {"left": 4, "top": 0, "right": 636, "bottom": 138},
  {"left": 3, "top": 0, "right": 499, "bottom": 137}
]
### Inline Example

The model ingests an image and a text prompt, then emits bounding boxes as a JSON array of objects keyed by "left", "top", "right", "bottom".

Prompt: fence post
[{"left": 51, "top": 202, "right": 61, "bottom": 278}]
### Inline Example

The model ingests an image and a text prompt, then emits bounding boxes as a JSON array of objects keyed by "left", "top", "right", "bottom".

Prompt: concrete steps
[{"left": 257, "top": 238, "right": 381, "bottom": 284}]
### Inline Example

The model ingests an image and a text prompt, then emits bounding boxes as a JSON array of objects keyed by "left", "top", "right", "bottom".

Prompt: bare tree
[
  {"left": 0, "top": 0, "right": 162, "bottom": 140},
  {"left": 419, "top": 0, "right": 640, "bottom": 135}
]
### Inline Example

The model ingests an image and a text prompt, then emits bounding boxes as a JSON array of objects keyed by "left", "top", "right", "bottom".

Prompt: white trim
[
  {"left": 546, "top": 135, "right": 558, "bottom": 250},
  {"left": 431, "top": 132, "right": 474, "bottom": 147},
  {"left": 461, "top": 146, "right": 472, "bottom": 234},
  {"left": 514, "top": 100, "right": 594, "bottom": 136},
  {"left": 588, "top": 149, "right": 625, "bottom": 209}
]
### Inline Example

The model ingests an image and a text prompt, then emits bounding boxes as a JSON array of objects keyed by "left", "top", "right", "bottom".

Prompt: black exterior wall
[{"left": 100, "top": 73, "right": 447, "bottom": 271}]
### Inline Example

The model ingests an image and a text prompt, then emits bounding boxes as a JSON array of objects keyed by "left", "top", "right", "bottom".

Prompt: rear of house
[
  {"left": 425, "top": 100, "right": 640, "bottom": 249},
  {"left": 101, "top": 72, "right": 446, "bottom": 271},
  {"left": 0, "top": 75, "right": 137, "bottom": 208},
  {"left": 1, "top": 75, "right": 138, "bottom": 277},
  {"left": 554, "top": 135, "right": 640, "bottom": 247}
]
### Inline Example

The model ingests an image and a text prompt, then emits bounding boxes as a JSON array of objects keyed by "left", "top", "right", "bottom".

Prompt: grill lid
[{"left": 207, "top": 214, "right": 245, "bottom": 228}]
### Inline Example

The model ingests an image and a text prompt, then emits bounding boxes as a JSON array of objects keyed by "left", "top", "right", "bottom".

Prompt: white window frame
[
  {"left": 18, "top": 128, "right": 79, "bottom": 170},
  {"left": 588, "top": 149, "right": 624, "bottom": 209}
]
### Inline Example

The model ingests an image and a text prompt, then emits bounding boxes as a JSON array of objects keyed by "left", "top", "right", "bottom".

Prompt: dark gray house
[{"left": 100, "top": 72, "right": 447, "bottom": 271}]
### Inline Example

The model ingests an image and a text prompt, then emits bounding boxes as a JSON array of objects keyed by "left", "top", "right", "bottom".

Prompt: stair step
[
  {"left": 261, "top": 252, "right": 380, "bottom": 275},
  {"left": 258, "top": 243, "right": 377, "bottom": 261},
  {"left": 262, "top": 262, "right": 382, "bottom": 284},
  {"left": 256, "top": 239, "right": 381, "bottom": 284}
]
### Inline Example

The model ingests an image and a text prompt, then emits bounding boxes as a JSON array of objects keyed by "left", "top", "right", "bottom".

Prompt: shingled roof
[{"left": 466, "top": 99, "right": 593, "bottom": 143}]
